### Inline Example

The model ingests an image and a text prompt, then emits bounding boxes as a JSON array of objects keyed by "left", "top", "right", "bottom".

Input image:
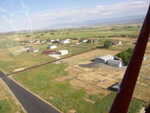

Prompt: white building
[
  {"left": 51, "top": 40, "right": 55, "bottom": 43},
  {"left": 48, "top": 45, "right": 57, "bottom": 49},
  {"left": 82, "top": 40, "right": 88, "bottom": 43},
  {"left": 61, "top": 39, "right": 70, "bottom": 44},
  {"left": 59, "top": 50, "right": 69, "bottom": 55},
  {"left": 49, "top": 54, "right": 60, "bottom": 59}
]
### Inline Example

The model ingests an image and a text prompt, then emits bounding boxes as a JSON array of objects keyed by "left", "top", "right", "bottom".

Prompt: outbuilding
[
  {"left": 61, "top": 39, "right": 70, "bottom": 44},
  {"left": 58, "top": 50, "right": 69, "bottom": 55},
  {"left": 47, "top": 45, "right": 57, "bottom": 49}
]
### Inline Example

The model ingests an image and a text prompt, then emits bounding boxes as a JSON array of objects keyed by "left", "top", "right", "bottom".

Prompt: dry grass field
[
  {"left": 56, "top": 49, "right": 125, "bottom": 96},
  {"left": 58, "top": 42, "right": 150, "bottom": 102}
]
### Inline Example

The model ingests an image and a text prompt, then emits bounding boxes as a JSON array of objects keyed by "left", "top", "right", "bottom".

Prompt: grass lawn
[
  {"left": 0, "top": 50, "right": 54, "bottom": 74},
  {"left": 13, "top": 63, "right": 144, "bottom": 113},
  {"left": 0, "top": 80, "right": 24, "bottom": 113},
  {"left": 0, "top": 40, "right": 101, "bottom": 74}
]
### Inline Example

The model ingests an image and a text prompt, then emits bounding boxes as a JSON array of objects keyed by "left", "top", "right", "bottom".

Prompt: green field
[
  {"left": 13, "top": 63, "right": 144, "bottom": 113},
  {"left": 20, "top": 24, "right": 140, "bottom": 40}
]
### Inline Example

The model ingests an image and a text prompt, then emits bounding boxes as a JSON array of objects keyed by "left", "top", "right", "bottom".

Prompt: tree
[
  {"left": 116, "top": 48, "right": 133, "bottom": 65},
  {"left": 103, "top": 40, "right": 113, "bottom": 48}
]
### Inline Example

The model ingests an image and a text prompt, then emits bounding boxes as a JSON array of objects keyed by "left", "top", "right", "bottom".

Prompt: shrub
[{"left": 103, "top": 40, "right": 113, "bottom": 48}]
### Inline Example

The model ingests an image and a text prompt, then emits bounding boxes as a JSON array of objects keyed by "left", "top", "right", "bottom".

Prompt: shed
[
  {"left": 47, "top": 45, "right": 57, "bottom": 49},
  {"left": 61, "top": 39, "right": 70, "bottom": 44},
  {"left": 59, "top": 50, "right": 69, "bottom": 55}
]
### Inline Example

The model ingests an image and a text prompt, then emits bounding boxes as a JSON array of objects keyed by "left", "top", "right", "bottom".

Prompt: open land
[{"left": 0, "top": 24, "right": 149, "bottom": 113}]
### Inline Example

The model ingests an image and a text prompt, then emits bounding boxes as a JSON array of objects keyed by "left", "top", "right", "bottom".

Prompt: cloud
[{"left": 0, "top": 0, "right": 149, "bottom": 32}]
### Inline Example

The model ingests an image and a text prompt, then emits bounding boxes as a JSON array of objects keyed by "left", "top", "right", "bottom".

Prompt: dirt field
[{"left": 56, "top": 49, "right": 125, "bottom": 96}]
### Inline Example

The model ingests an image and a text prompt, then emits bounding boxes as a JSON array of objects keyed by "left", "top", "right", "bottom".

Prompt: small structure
[
  {"left": 82, "top": 40, "right": 88, "bottom": 43},
  {"left": 51, "top": 40, "right": 60, "bottom": 44},
  {"left": 48, "top": 53, "right": 61, "bottom": 59},
  {"left": 51, "top": 40, "right": 55, "bottom": 43},
  {"left": 61, "top": 39, "right": 70, "bottom": 44},
  {"left": 58, "top": 50, "right": 69, "bottom": 55},
  {"left": 108, "top": 82, "right": 121, "bottom": 91},
  {"left": 47, "top": 45, "right": 57, "bottom": 49},
  {"left": 112, "top": 41, "right": 122, "bottom": 46},
  {"left": 32, "top": 49, "right": 39, "bottom": 53},
  {"left": 26, "top": 47, "right": 39, "bottom": 53},
  {"left": 79, "top": 39, "right": 97, "bottom": 43}
]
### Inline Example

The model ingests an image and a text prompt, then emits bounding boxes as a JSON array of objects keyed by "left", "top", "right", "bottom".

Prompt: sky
[{"left": 0, "top": 0, "right": 149, "bottom": 32}]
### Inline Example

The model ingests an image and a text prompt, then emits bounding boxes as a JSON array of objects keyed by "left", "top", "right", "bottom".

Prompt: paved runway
[{"left": 0, "top": 72, "right": 60, "bottom": 113}]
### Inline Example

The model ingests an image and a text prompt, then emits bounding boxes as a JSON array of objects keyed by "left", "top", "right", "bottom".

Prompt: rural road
[{"left": 0, "top": 72, "right": 60, "bottom": 113}]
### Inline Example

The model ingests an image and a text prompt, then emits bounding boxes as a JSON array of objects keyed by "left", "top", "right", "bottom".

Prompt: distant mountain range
[
  {"left": 44, "top": 15, "right": 144, "bottom": 30},
  {"left": 84, "top": 16, "right": 144, "bottom": 26},
  {"left": 0, "top": 15, "right": 145, "bottom": 34}
]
